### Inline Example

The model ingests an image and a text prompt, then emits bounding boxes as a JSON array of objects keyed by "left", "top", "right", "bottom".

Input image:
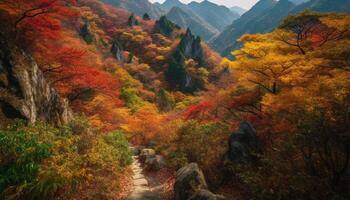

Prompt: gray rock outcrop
[
  {"left": 174, "top": 163, "right": 227, "bottom": 200},
  {"left": 174, "top": 163, "right": 208, "bottom": 200},
  {"left": 0, "top": 40, "right": 72, "bottom": 126},
  {"left": 111, "top": 40, "right": 124, "bottom": 61},
  {"left": 227, "top": 121, "right": 260, "bottom": 165},
  {"left": 79, "top": 22, "right": 95, "bottom": 44},
  {"left": 178, "top": 28, "right": 204, "bottom": 65}
]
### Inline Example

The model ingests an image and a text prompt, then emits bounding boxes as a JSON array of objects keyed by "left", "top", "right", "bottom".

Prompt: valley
[{"left": 0, "top": 0, "right": 349, "bottom": 200}]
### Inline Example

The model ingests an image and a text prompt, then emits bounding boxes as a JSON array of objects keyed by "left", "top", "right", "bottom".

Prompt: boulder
[
  {"left": 145, "top": 155, "right": 166, "bottom": 170},
  {"left": 227, "top": 121, "right": 260, "bottom": 165},
  {"left": 174, "top": 163, "right": 208, "bottom": 200},
  {"left": 140, "top": 148, "right": 156, "bottom": 160},
  {"left": 189, "top": 189, "right": 227, "bottom": 200},
  {"left": 130, "top": 146, "right": 145, "bottom": 155}
]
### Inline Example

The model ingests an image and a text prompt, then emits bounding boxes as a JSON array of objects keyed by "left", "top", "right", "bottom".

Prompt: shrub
[
  {"left": 0, "top": 119, "right": 133, "bottom": 199},
  {"left": 167, "top": 120, "right": 230, "bottom": 186},
  {"left": 0, "top": 122, "right": 52, "bottom": 199}
]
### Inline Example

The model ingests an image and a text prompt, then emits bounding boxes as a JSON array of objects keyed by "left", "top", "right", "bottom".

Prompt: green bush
[
  {"left": 0, "top": 123, "right": 52, "bottom": 198},
  {"left": 103, "top": 131, "right": 133, "bottom": 167},
  {"left": 0, "top": 119, "right": 132, "bottom": 199}
]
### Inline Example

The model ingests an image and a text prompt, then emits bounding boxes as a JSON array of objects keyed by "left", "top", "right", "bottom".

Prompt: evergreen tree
[{"left": 143, "top": 13, "right": 150, "bottom": 21}]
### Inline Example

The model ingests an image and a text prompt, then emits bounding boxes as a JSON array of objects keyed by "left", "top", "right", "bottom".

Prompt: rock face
[
  {"left": 166, "top": 29, "right": 205, "bottom": 93},
  {"left": 111, "top": 40, "right": 124, "bottom": 61},
  {"left": 189, "top": 189, "right": 227, "bottom": 200},
  {"left": 178, "top": 29, "right": 204, "bottom": 65},
  {"left": 0, "top": 40, "right": 72, "bottom": 126},
  {"left": 174, "top": 163, "right": 208, "bottom": 200},
  {"left": 227, "top": 122, "right": 260, "bottom": 165}
]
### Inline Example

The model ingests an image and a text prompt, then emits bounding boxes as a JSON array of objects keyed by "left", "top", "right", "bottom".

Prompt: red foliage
[
  {"left": 55, "top": 65, "right": 121, "bottom": 99},
  {"left": 184, "top": 101, "right": 214, "bottom": 120}
]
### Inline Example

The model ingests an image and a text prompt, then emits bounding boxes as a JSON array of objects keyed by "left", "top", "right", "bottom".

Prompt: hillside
[
  {"left": 292, "top": 0, "right": 350, "bottom": 13},
  {"left": 210, "top": 0, "right": 277, "bottom": 56},
  {"left": 210, "top": 0, "right": 350, "bottom": 57},
  {"left": 188, "top": 0, "right": 239, "bottom": 31},
  {"left": 166, "top": 7, "right": 219, "bottom": 40}
]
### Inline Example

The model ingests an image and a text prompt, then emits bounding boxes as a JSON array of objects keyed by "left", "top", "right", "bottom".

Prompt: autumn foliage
[{"left": 0, "top": 0, "right": 349, "bottom": 199}]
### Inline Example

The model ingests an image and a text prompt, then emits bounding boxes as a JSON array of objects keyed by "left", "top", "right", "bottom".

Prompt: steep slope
[
  {"left": 187, "top": 0, "right": 240, "bottom": 31},
  {"left": 292, "top": 0, "right": 350, "bottom": 13},
  {"left": 166, "top": 7, "right": 219, "bottom": 41},
  {"left": 211, "top": 0, "right": 350, "bottom": 57},
  {"left": 103, "top": 0, "right": 165, "bottom": 19},
  {"left": 242, "top": 0, "right": 296, "bottom": 37},
  {"left": 290, "top": 0, "right": 310, "bottom": 5},
  {"left": 230, "top": 6, "right": 247, "bottom": 16},
  {"left": 210, "top": 0, "right": 277, "bottom": 56},
  {"left": 0, "top": 39, "right": 72, "bottom": 126},
  {"left": 221, "top": 0, "right": 297, "bottom": 56}
]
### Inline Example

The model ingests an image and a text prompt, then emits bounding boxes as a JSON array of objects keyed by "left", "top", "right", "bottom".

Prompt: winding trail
[{"left": 126, "top": 156, "right": 159, "bottom": 200}]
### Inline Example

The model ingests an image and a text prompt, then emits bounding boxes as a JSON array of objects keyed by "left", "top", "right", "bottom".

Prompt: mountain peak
[
  {"left": 230, "top": 6, "right": 247, "bottom": 16},
  {"left": 162, "top": 0, "right": 187, "bottom": 10}
]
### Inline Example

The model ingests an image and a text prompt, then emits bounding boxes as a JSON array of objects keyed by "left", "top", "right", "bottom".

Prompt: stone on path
[{"left": 126, "top": 155, "right": 159, "bottom": 200}]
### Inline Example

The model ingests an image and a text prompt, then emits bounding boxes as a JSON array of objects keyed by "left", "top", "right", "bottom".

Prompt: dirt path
[{"left": 126, "top": 156, "right": 159, "bottom": 200}]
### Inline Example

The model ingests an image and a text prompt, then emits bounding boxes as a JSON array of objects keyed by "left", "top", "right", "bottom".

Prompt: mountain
[
  {"left": 210, "top": 0, "right": 350, "bottom": 57},
  {"left": 102, "top": 0, "right": 165, "bottom": 19},
  {"left": 188, "top": 0, "right": 240, "bottom": 31},
  {"left": 166, "top": 7, "right": 219, "bottom": 40},
  {"left": 230, "top": 6, "right": 247, "bottom": 16},
  {"left": 161, "top": 0, "right": 187, "bottom": 11},
  {"left": 290, "top": 0, "right": 310, "bottom": 4},
  {"left": 292, "top": 0, "right": 350, "bottom": 13},
  {"left": 247, "top": 0, "right": 296, "bottom": 34},
  {"left": 209, "top": 0, "right": 278, "bottom": 56}
]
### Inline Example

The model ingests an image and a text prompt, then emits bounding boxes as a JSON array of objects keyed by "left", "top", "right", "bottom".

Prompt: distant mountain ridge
[
  {"left": 161, "top": 0, "right": 187, "bottom": 11},
  {"left": 160, "top": 0, "right": 240, "bottom": 41},
  {"left": 230, "top": 6, "right": 247, "bottom": 16},
  {"left": 166, "top": 7, "right": 219, "bottom": 40},
  {"left": 209, "top": 0, "right": 278, "bottom": 55},
  {"left": 187, "top": 0, "right": 240, "bottom": 31},
  {"left": 210, "top": 0, "right": 350, "bottom": 57},
  {"left": 102, "top": 0, "right": 165, "bottom": 19}
]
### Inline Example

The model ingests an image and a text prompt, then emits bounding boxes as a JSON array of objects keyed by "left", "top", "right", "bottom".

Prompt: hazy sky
[{"left": 149, "top": 0, "right": 259, "bottom": 9}]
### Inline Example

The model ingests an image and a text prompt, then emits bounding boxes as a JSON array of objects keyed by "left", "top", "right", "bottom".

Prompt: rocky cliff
[
  {"left": 0, "top": 40, "right": 72, "bottom": 126},
  {"left": 178, "top": 28, "right": 204, "bottom": 65}
]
